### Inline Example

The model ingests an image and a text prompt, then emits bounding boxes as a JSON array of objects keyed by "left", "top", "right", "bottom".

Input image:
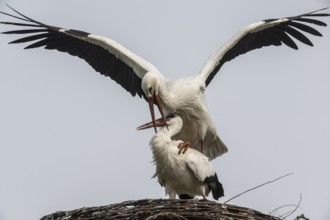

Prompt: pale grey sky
[{"left": 0, "top": 1, "right": 329, "bottom": 219}]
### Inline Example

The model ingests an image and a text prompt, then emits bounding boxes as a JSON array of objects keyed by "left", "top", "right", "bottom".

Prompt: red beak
[
  {"left": 145, "top": 92, "right": 168, "bottom": 133},
  {"left": 137, "top": 117, "right": 167, "bottom": 130}
]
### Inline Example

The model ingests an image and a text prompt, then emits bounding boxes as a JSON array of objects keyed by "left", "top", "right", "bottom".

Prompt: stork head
[{"left": 141, "top": 72, "right": 168, "bottom": 133}]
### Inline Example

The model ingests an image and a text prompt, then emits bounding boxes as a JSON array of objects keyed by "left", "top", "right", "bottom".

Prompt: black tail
[{"left": 204, "top": 173, "right": 224, "bottom": 200}]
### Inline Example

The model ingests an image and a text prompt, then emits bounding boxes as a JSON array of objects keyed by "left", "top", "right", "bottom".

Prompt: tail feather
[
  {"left": 204, "top": 173, "right": 224, "bottom": 200},
  {"left": 203, "top": 133, "right": 228, "bottom": 160}
]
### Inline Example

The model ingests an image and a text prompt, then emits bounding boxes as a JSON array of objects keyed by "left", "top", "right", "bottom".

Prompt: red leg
[
  {"left": 200, "top": 139, "right": 204, "bottom": 154},
  {"left": 178, "top": 141, "right": 191, "bottom": 154}
]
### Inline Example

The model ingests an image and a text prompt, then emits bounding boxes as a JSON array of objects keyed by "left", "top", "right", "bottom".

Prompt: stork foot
[
  {"left": 201, "top": 196, "right": 208, "bottom": 201},
  {"left": 178, "top": 141, "right": 191, "bottom": 154}
]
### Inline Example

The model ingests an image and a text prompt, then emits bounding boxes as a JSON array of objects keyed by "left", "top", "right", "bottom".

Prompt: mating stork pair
[{"left": 1, "top": 5, "right": 329, "bottom": 200}]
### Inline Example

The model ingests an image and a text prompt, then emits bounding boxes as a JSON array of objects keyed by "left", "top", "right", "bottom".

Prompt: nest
[{"left": 41, "top": 199, "right": 281, "bottom": 220}]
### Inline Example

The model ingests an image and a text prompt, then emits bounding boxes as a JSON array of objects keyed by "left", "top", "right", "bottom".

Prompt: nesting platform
[{"left": 41, "top": 199, "right": 280, "bottom": 220}]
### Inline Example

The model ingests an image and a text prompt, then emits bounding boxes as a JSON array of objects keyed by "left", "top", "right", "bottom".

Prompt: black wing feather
[
  {"left": 0, "top": 6, "right": 144, "bottom": 98},
  {"left": 0, "top": 21, "right": 40, "bottom": 27},
  {"left": 288, "top": 21, "right": 322, "bottom": 36},
  {"left": 280, "top": 25, "right": 314, "bottom": 46},
  {"left": 273, "top": 27, "right": 298, "bottom": 49},
  {"left": 2, "top": 29, "right": 47, "bottom": 34},
  {"left": 295, "top": 18, "right": 327, "bottom": 26},
  {"left": 9, "top": 33, "right": 49, "bottom": 44},
  {"left": 205, "top": 8, "right": 329, "bottom": 87}
]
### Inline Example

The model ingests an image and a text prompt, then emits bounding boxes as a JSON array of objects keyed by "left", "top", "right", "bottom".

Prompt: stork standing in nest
[{"left": 138, "top": 113, "right": 224, "bottom": 200}]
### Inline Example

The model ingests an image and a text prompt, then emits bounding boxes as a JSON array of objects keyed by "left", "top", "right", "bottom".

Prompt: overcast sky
[{"left": 0, "top": 1, "right": 329, "bottom": 219}]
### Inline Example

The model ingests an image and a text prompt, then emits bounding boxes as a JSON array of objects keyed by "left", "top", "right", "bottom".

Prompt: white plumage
[
  {"left": 139, "top": 113, "right": 224, "bottom": 200},
  {"left": 1, "top": 6, "right": 329, "bottom": 160}
]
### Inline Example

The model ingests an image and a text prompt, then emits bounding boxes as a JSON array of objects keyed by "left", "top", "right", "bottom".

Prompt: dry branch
[
  {"left": 40, "top": 199, "right": 281, "bottom": 220},
  {"left": 225, "top": 173, "right": 294, "bottom": 204}
]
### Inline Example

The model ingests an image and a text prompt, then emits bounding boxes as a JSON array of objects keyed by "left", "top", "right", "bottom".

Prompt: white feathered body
[
  {"left": 149, "top": 114, "right": 220, "bottom": 199},
  {"left": 157, "top": 75, "right": 228, "bottom": 160}
]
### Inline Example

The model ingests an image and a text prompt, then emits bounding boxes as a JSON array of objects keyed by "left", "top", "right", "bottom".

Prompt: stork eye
[
  {"left": 167, "top": 112, "right": 179, "bottom": 119},
  {"left": 148, "top": 87, "right": 153, "bottom": 94}
]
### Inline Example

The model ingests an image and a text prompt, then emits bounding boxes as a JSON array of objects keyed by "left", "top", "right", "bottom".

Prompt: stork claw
[{"left": 178, "top": 141, "right": 191, "bottom": 154}]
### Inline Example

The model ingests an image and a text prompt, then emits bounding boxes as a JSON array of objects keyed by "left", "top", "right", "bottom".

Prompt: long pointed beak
[
  {"left": 146, "top": 92, "right": 168, "bottom": 133},
  {"left": 137, "top": 117, "right": 167, "bottom": 130},
  {"left": 148, "top": 95, "right": 157, "bottom": 133},
  {"left": 154, "top": 92, "right": 168, "bottom": 131}
]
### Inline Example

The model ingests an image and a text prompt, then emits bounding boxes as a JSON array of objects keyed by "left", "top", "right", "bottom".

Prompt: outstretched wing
[
  {"left": 200, "top": 8, "right": 330, "bottom": 86},
  {"left": 0, "top": 5, "right": 161, "bottom": 98}
]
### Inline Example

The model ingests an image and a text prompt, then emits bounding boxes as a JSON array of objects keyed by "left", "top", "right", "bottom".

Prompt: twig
[
  {"left": 269, "top": 204, "right": 301, "bottom": 216},
  {"left": 224, "top": 173, "right": 294, "bottom": 204},
  {"left": 280, "top": 194, "right": 302, "bottom": 219},
  {"left": 269, "top": 194, "right": 302, "bottom": 216}
]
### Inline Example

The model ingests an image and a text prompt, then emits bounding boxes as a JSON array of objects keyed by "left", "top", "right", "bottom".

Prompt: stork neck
[
  {"left": 156, "top": 78, "right": 172, "bottom": 109},
  {"left": 157, "top": 119, "right": 182, "bottom": 140}
]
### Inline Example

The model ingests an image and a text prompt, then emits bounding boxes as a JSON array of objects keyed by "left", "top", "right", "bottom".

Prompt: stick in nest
[
  {"left": 279, "top": 194, "right": 302, "bottom": 219},
  {"left": 224, "top": 173, "right": 294, "bottom": 204}
]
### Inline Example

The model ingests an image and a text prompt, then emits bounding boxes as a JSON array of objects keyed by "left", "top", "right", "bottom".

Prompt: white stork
[
  {"left": 0, "top": 6, "right": 329, "bottom": 160},
  {"left": 138, "top": 112, "right": 224, "bottom": 200}
]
